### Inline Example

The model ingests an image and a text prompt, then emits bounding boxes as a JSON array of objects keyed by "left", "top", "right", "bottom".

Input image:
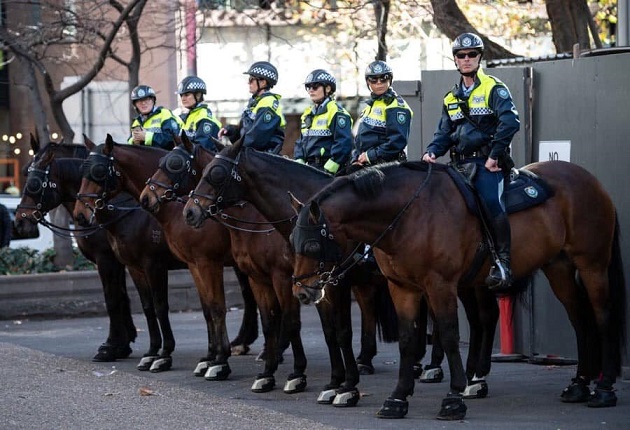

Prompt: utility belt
[
  {"left": 450, "top": 146, "right": 489, "bottom": 163},
  {"left": 305, "top": 156, "right": 327, "bottom": 166}
]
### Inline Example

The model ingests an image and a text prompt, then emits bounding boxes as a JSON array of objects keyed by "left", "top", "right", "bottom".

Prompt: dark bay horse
[
  {"left": 183, "top": 141, "right": 404, "bottom": 406},
  {"left": 290, "top": 160, "right": 626, "bottom": 419},
  {"left": 73, "top": 136, "right": 308, "bottom": 394},
  {"left": 14, "top": 139, "right": 136, "bottom": 363},
  {"left": 16, "top": 141, "right": 189, "bottom": 372}
]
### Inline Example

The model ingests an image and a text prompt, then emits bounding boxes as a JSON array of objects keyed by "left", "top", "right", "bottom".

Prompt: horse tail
[
  {"left": 608, "top": 214, "right": 627, "bottom": 371},
  {"left": 374, "top": 279, "right": 399, "bottom": 343}
]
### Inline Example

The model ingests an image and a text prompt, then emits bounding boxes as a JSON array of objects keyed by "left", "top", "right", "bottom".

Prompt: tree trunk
[
  {"left": 373, "top": 0, "right": 391, "bottom": 61},
  {"left": 50, "top": 207, "right": 74, "bottom": 268},
  {"left": 21, "top": 58, "right": 50, "bottom": 143},
  {"left": 430, "top": 0, "right": 516, "bottom": 60},
  {"left": 546, "top": 0, "right": 595, "bottom": 53}
]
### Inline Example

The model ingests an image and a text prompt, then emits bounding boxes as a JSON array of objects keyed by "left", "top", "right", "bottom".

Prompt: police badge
[{"left": 397, "top": 112, "right": 407, "bottom": 125}]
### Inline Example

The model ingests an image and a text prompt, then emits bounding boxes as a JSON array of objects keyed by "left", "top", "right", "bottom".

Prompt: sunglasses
[
  {"left": 367, "top": 76, "right": 390, "bottom": 84},
  {"left": 248, "top": 77, "right": 261, "bottom": 83},
  {"left": 305, "top": 83, "right": 322, "bottom": 91},
  {"left": 455, "top": 51, "right": 480, "bottom": 59}
]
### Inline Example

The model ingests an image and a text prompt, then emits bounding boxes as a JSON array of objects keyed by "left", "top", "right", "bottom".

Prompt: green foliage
[{"left": 0, "top": 246, "right": 96, "bottom": 275}]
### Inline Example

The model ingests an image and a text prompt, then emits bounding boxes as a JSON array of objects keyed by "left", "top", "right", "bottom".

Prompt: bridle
[
  {"left": 144, "top": 145, "right": 197, "bottom": 204},
  {"left": 17, "top": 164, "right": 61, "bottom": 223}
]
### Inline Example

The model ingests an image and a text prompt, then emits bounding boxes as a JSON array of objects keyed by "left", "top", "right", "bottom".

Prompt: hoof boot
[
  {"left": 136, "top": 355, "right": 158, "bottom": 371},
  {"left": 333, "top": 388, "right": 360, "bottom": 407},
  {"left": 419, "top": 366, "right": 444, "bottom": 383},
  {"left": 376, "top": 397, "right": 408, "bottom": 419},
  {"left": 462, "top": 380, "right": 488, "bottom": 399},
  {"left": 587, "top": 389, "right": 617, "bottom": 408},
  {"left": 251, "top": 375, "right": 276, "bottom": 393},
  {"left": 204, "top": 363, "right": 231, "bottom": 381},
  {"left": 284, "top": 374, "right": 307, "bottom": 394},
  {"left": 437, "top": 394, "right": 467, "bottom": 421},
  {"left": 193, "top": 360, "right": 210, "bottom": 377},
  {"left": 149, "top": 356, "right": 172, "bottom": 373},
  {"left": 317, "top": 388, "right": 337, "bottom": 404}
]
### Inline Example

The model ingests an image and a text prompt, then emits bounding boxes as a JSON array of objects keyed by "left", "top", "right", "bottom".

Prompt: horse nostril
[{"left": 297, "top": 292, "right": 310, "bottom": 305}]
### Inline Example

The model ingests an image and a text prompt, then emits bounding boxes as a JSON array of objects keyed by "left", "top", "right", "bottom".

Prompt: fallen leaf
[{"left": 139, "top": 387, "right": 154, "bottom": 396}]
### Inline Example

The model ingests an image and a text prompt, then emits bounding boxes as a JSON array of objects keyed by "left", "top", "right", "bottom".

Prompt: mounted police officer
[
  {"left": 218, "top": 61, "right": 286, "bottom": 154},
  {"left": 177, "top": 76, "right": 222, "bottom": 152},
  {"left": 353, "top": 60, "right": 413, "bottom": 167},
  {"left": 128, "top": 84, "right": 182, "bottom": 150},
  {"left": 422, "top": 32, "right": 520, "bottom": 293},
  {"left": 294, "top": 69, "right": 353, "bottom": 175}
]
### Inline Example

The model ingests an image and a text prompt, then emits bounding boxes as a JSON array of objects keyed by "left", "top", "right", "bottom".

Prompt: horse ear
[
  {"left": 30, "top": 133, "right": 40, "bottom": 154},
  {"left": 104, "top": 134, "right": 114, "bottom": 155},
  {"left": 83, "top": 134, "right": 96, "bottom": 150},
  {"left": 288, "top": 191, "right": 304, "bottom": 216},
  {"left": 180, "top": 132, "right": 194, "bottom": 153},
  {"left": 212, "top": 137, "right": 225, "bottom": 152},
  {"left": 40, "top": 145, "right": 56, "bottom": 165},
  {"left": 308, "top": 200, "right": 321, "bottom": 224}
]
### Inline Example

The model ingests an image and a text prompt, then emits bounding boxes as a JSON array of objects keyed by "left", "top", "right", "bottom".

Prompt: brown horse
[
  {"left": 15, "top": 141, "right": 187, "bottom": 372},
  {"left": 14, "top": 138, "right": 137, "bottom": 363},
  {"left": 73, "top": 136, "right": 308, "bottom": 394},
  {"left": 183, "top": 142, "right": 410, "bottom": 406},
  {"left": 289, "top": 160, "right": 626, "bottom": 419}
]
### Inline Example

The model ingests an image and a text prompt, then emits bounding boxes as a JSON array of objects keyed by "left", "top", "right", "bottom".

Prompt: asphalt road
[{"left": 1, "top": 303, "right": 628, "bottom": 430}]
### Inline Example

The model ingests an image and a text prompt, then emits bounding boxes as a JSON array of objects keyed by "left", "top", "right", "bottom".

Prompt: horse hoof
[
  {"left": 284, "top": 374, "right": 307, "bottom": 394},
  {"left": 231, "top": 344, "right": 250, "bottom": 356},
  {"left": 114, "top": 345, "right": 133, "bottom": 359},
  {"left": 437, "top": 394, "right": 467, "bottom": 421},
  {"left": 204, "top": 363, "right": 231, "bottom": 381},
  {"left": 92, "top": 344, "right": 117, "bottom": 362},
  {"left": 136, "top": 355, "right": 158, "bottom": 371},
  {"left": 149, "top": 356, "right": 172, "bottom": 373},
  {"left": 376, "top": 397, "right": 408, "bottom": 419},
  {"left": 587, "top": 389, "right": 617, "bottom": 408},
  {"left": 333, "top": 388, "right": 360, "bottom": 407},
  {"left": 317, "top": 389, "right": 337, "bottom": 404},
  {"left": 358, "top": 363, "right": 375, "bottom": 375},
  {"left": 462, "top": 380, "right": 488, "bottom": 399},
  {"left": 193, "top": 360, "right": 210, "bottom": 377},
  {"left": 561, "top": 380, "right": 590, "bottom": 403},
  {"left": 251, "top": 375, "right": 276, "bottom": 393},
  {"left": 419, "top": 366, "right": 444, "bottom": 383}
]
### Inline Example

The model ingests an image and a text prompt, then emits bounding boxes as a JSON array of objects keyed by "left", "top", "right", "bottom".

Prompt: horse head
[
  {"left": 140, "top": 133, "right": 201, "bottom": 213},
  {"left": 74, "top": 135, "right": 124, "bottom": 226},
  {"left": 183, "top": 139, "right": 245, "bottom": 228}
]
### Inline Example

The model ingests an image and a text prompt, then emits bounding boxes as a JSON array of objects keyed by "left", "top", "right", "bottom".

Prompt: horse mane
[
  {"left": 53, "top": 157, "right": 84, "bottom": 183},
  {"left": 244, "top": 147, "right": 332, "bottom": 179},
  {"left": 349, "top": 166, "right": 386, "bottom": 200}
]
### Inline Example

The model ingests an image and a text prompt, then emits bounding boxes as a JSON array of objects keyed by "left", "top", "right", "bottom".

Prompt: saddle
[{"left": 445, "top": 165, "right": 553, "bottom": 216}]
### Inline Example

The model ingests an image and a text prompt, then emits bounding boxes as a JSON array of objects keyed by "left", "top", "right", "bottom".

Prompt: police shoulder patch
[
  {"left": 497, "top": 87, "right": 509, "bottom": 100},
  {"left": 170, "top": 119, "right": 178, "bottom": 129},
  {"left": 396, "top": 112, "right": 407, "bottom": 125},
  {"left": 263, "top": 112, "right": 273, "bottom": 123},
  {"left": 337, "top": 116, "right": 347, "bottom": 128},
  {"left": 202, "top": 123, "right": 212, "bottom": 134}
]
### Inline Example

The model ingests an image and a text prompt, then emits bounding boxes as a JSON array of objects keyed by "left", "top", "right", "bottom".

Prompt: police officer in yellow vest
[
  {"left": 294, "top": 69, "right": 353, "bottom": 175},
  {"left": 218, "top": 61, "right": 286, "bottom": 154},
  {"left": 422, "top": 33, "right": 520, "bottom": 293},
  {"left": 353, "top": 60, "right": 413, "bottom": 166},
  {"left": 177, "top": 76, "right": 222, "bottom": 152},
  {"left": 128, "top": 84, "right": 182, "bottom": 150}
]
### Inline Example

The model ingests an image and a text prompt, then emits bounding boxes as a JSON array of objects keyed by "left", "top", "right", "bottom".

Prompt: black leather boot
[{"left": 485, "top": 212, "right": 513, "bottom": 293}]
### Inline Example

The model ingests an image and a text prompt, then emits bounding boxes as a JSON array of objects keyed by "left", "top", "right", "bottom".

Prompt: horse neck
[
  {"left": 54, "top": 159, "right": 83, "bottom": 204},
  {"left": 241, "top": 151, "right": 332, "bottom": 234},
  {"left": 113, "top": 146, "right": 162, "bottom": 200}
]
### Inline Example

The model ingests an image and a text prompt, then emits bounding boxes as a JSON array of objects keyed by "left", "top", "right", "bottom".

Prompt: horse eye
[
  {"left": 90, "top": 164, "right": 109, "bottom": 182},
  {"left": 208, "top": 165, "right": 228, "bottom": 185},
  {"left": 165, "top": 155, "right": 185, "bottom": 173}
]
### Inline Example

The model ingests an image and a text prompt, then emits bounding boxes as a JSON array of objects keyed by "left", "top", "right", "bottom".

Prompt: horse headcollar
[{"left": 290, "top": 202, "right": 343, "bottom": 263}]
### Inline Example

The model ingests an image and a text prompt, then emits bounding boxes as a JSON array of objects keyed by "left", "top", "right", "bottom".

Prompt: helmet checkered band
[
  {"left": 185, "top": 81, "right": 205, "bottom": 91},
  {"left": 250, "top": 66, "right": 277, "bottom": 81}
]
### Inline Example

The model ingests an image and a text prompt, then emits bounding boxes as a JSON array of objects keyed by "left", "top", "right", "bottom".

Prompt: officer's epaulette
[{"left": 395, "top": 95, "right": 405, "bottom": 106}]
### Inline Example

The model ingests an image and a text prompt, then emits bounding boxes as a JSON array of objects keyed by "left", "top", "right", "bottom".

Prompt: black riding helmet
[
  {"left": 178, "top": 76, "right": 207, "bottom": 104},
  {"left": 364, "top": 60, "right": 393, "bottom": 90},
  {"left": 304, "top": 69, "right": 336, "bottom": 94},
  {"left": 243, "top": 61, "right": 279, "bottom": 88},
  {"left": 130, "top": 85, "right": 156, "bottom": 113},
  {"left": 452, "top": 33, "right": 484, "bottom": 77}
]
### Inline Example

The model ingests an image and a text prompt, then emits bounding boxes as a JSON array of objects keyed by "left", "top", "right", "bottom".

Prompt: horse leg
[
  {"left": 145, "top": 265, "right": 175, "bottom": 373},
  {"left": 127, "top": 268, "right": 162, "bottom": 371},
  {"left": 197, "top": 261, "right": 231, "bottom": 381},
  {"left": 187, "top": 267, "right": 218, "bottom": 377},
  {"left": 377, "top": 287, "right": 421, "bottom": 419},
  {"left": 92, "top": 256, "right": 136, "bottom": 362},
  {"left": 249, "top": 279, "right": 281, "bottom": 393},
  {"left": 230, "top": 266, "right": 259, "bottom": 355},
  {"left": 417, "top": 299, "right": 446, "bottom": 383},
  {"left": 314, "top": 298, "right": 348, "bottom": 405},
  {"left": 272, "top": 273, "right": 307, "bottom": 394},
  {"left": 351, "top": 282, "right": 377, "bottom": 375}
]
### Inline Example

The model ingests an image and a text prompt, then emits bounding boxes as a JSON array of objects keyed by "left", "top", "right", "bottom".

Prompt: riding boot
[{"left": 485, "top": 212, "right": 513, "bottom": 293}]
